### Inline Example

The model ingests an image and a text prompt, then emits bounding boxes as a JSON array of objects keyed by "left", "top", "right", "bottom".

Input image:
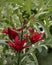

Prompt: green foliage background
[{"left": 0, "top": 0, "right": 52, "bottom": 65}]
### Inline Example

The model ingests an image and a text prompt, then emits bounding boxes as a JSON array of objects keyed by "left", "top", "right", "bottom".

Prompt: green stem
[
  {"left": 21, "top": 30, "right": 23, "bottom": 41},
  {"left": 18, "top": 51, "right": 20, "bottom": 65},
  {"left": 21, "top": 23, "right": 23, "bottom": 41}
]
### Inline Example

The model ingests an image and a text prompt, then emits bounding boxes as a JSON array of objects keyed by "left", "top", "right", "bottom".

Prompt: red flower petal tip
[{"left": 2, "top": 29, "right": 8, "bottom": 34}]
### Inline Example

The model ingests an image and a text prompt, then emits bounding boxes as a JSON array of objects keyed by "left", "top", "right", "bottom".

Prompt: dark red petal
[
  {"left": 8, "top": 41, "right": 22, "bottom": 51},
  {"left": 2, "top": 29, "right": 8, "bottom": 34},
  {"left": 30, "top": 32, "right": 44, "bottom": 43},
  {"left": 8, "top": 41, "right": 15, "bottom": 49},
  {"left": 33, "top": 32, "right": 44, "bottom": 40},
  {"left": 21, "top": 40, "right": 26, "bottom": 46},
  {"left": 16, "top": 45, "right": 22, "bottom": 51},
  {"left": 14, "top": 36, "right": 21, "bottom": 45},
  {"left": 8, "top": 28, "right": 18, "bottom": 39},
  {"left": 34, "top": 32, "right": 44, "bottom": 40},
  {"left": 32, "top": 32, "right": 38, "bottom": 36}
]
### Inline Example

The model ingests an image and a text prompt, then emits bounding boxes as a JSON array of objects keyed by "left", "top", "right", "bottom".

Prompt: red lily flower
[
  {"left": 3, "top": 28, "right": 18, "bottom": 40},
  {"left": 8, "top": 36, "right": 29, "bottom": 51},
  {"left": 29, "top": 32, "right": 44, "bottom": 44}
]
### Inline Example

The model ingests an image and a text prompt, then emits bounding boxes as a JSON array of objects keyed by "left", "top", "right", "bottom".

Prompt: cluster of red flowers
[
  {"left": 2, "top": 19, "right": 44, "bottom": 51},
  {"left": 3, "top": 28, "right": 29, "bottom": 51}
]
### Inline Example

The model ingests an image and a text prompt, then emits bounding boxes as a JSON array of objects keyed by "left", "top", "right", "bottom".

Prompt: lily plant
[{"left": 2, "top": 18, "right": 45, "bottom": 65}]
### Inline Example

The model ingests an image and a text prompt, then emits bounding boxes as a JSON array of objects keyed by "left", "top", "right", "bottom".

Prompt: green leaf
[{"left": 21, "top": 53, "right": 39, "bottom": 65}]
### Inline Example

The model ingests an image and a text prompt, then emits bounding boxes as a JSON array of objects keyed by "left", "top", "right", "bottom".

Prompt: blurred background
[{"left": 0, "top": 0, "right": 52, "bottom": 65}]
